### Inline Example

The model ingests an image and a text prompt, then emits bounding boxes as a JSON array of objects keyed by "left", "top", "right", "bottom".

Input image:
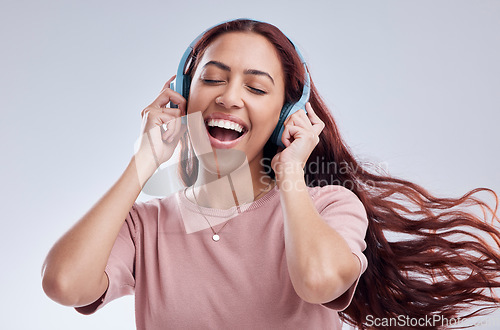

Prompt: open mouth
[{"left": 205, "top": 118, "right": 248, "bottom": 142}]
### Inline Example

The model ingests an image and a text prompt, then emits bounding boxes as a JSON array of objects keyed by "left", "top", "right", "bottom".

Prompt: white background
[{"left": 1, "top": 0, "right": 499, "bottom": 329}]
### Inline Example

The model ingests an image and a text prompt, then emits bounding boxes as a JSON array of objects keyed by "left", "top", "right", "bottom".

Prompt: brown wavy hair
[{"left": 177, "top": 19, "right": 500, "bottom": 329}]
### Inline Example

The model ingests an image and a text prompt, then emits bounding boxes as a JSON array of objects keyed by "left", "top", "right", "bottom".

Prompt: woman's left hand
[{"left": 271, "top": 102, "right": 325, "bottom": 176}]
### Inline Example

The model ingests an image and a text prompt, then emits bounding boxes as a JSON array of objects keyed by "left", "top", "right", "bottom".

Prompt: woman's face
[{"left": 187, "top": 31, "right": 286, "bottom": 174}]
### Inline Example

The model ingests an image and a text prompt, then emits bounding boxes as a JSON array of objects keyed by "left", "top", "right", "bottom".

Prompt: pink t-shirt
[{"left": 75, "top": 184, "right": 368, "bottom": 329}]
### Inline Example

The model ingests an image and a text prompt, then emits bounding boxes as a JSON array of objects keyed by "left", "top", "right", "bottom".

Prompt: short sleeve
[
  {"left": 311, "top": 185, "right": 368, "bottom": 311},
  {"left": 74, "top": 204, "right": 138, "bottom": 315}
]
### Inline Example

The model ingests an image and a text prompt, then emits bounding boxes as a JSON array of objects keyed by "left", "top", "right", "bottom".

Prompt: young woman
[{"left": 42, "top": 19, "right": 500, "bottom": 329}]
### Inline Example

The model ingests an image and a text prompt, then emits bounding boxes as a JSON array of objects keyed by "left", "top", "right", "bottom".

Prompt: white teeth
[{"left": 207, "top": 118, "right": 244, "bottom": 133}]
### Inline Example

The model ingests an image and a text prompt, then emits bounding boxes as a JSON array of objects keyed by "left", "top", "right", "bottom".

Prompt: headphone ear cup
[
  {"left": 182, "top": 75, "right": 191, "bottom": 100},
  {"left": 270, "top": 103, "right": 294, "bottom": 147}
]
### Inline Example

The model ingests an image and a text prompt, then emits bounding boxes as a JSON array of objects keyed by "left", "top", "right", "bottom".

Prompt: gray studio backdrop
[{"left": 1, "top": 0, "right": 499, "bottom": 329}]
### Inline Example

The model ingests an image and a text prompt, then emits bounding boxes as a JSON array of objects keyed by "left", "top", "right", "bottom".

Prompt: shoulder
[
  {"left": 307, "top": 185, "right": 366, "bottom": 215},
  {"left": 307, "top": 184, "right": 359, "bottom": 199},
  {"left": 307, "top": 185, "right": 369, "bottom": 267},
  {"left": 122, "top": 193, "right": 183, "bottom": 238},
  {"left": 127, "top": 193, "right": 180, "bottom": 222}
]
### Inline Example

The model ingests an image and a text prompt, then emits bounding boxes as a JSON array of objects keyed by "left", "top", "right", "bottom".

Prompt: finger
[
  {"left": 151, "top": 86, "right": 187, "bottom": 109},
  {"left": 312, "top": 121, "right": 325, "bottom": 137},
  {"left": 282, "top": 115, "right": 299, "bottom": 146},
  {"left": 282, "top": 124, "right": 299, "bottom": 147},
  {"left": 160, "top": 107, "right": 182, "bottom": 117},
  {"left": 174, "top": 94, "right": 188, "bottom": 116},
  {"left": 160, "top": 75, "right": 176, "bottom": 93},
  {"left": 305, "top": 102, "right": 323, "bottom": 126},
  {"left": 167, "top": 116, "right": 184, "bottom": 143},
  {"left": 284, "top": 110, "right": 311, "bottom": 129},
  {"left": 143, "top": 110, "right": 179, "bottom": 133},
  {"left": 160, "top": 111, "right": 183, "bottom": 140},
  {"left": 304, "top": 104, "right": 325, "bottom": 136},
  {"left": 293, "top": 109, "right": 312, "bottom": 128},
  {"left": 284, "top": 109, "right": 310, "bottom": 128},
  {"left": 281, "top": 124, "right": 292, "bottom": 147},
  {"left": 151, "top": 89, "right": 186, "bottom": 109},
  {"left": 283, "top": 111, "right": 294, "bottom": 127},
  {"left": 172, "top": 114, "right": 183, "bottom": 142},
  {"left": 283, "top": 121, "right": 320, "bottom": 147},
  {"left": 162, "top": 119, "right": 175, "bottom": 142},
  {"left": 160, "top": 108, "right": 181, "bottom": 136},
  {"left": 282, "top": 124, "right": 304, "bottom": 147},
  {"left": 283, "top": 109, "right": 298, "bottom": 127},
  {"left": 143, "top": 107, "right": 180, "bottom": 119}
]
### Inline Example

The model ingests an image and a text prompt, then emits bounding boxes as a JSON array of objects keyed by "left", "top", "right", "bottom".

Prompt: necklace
[{"left": 187, "top": 178, "right": 275, "bottom": 242}]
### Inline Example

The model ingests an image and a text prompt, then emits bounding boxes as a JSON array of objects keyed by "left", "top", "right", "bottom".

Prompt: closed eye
[
  {"left": 247, "top": 86, "right": 267, "bottom": 95},
  {"left": 202, "top": 79, "right": 225, "bottom": 84}
]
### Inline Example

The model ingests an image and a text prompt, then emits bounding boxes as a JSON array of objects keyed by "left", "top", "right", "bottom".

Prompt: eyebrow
[
  {"left": 204, "top": 60, "right": 231, "bottom": 72},
  {"left": 203, "top": 60, "right": 275, "bottom": 85},
  {"left": 244, "top": 69, "right": 274, "bottom": 85}
]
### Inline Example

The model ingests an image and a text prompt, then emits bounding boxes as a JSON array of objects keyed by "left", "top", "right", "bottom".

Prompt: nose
[{"left": 216, "top": 81, "right": 244, "bottom": 109}]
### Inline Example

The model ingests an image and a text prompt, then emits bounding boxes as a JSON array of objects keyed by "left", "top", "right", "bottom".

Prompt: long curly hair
[{"left": 177, "top": 19, "right": 500, "bottom": 329}]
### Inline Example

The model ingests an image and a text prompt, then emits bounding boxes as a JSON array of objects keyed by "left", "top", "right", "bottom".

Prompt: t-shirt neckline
[{"left": 178, "top": 184, "right": 279, "bottom": 218}]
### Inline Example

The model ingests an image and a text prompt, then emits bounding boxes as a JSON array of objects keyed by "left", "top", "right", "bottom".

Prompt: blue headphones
[{"left": 172, "top": 19, "right": 310, "bottom": 148}]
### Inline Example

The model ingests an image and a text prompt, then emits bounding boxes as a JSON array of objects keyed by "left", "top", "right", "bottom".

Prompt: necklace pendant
[{"left": 212, "top": 234, "right": 220, "bottom": 242}]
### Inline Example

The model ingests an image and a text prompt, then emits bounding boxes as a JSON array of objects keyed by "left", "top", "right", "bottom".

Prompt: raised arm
[
  {"left": 271, "top": 103, "right": 362, "bottom": 304},
  {"left": 278, "top": 166, "right": 362, "bottom": 304},
  {"left": 41, "top": 78, "right": 186, "bottom": 307},
  {"left": 41, "top": 156, "right": 149, "bottom": 307}
]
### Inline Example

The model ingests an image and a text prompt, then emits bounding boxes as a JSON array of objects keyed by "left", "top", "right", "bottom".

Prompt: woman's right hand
[{"left": 135, "top": 75, "right": 187, "bottom": 175}]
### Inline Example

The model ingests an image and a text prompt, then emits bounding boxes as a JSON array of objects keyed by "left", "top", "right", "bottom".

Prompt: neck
[{"left": 188, "top": 154, "right": 274, "bottom": 209}]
